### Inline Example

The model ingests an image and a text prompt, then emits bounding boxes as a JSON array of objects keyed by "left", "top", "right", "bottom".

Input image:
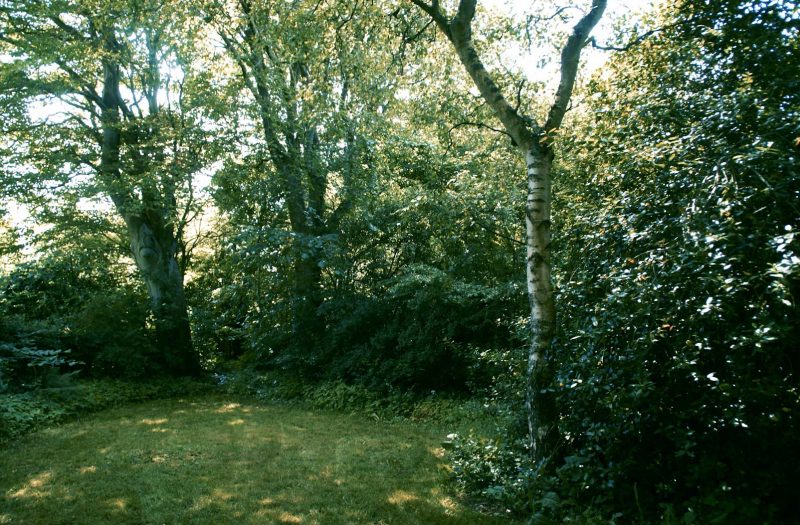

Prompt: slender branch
[
  {"left": 409, "top": 0, "right": 535, "bottom": 148},
  {"left": 589, "top": 20, "right": 683, "bottom": 52},
  {"left": 403, "top": 18, "right": 434, "bottom": 44},
  {"left": 48, "top": 15, "right": 87, "bottom": 41},
  {"left": 544, "top": 0, "right": 607, "bottom": 133},
  {"left": 448, "top": 120, "right": 513, "bottom": 142},
  {"left": 409, "top": 0, "right": 448, "bottom": 33}
]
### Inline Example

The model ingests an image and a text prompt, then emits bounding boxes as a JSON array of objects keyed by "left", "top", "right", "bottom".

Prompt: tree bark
[
  {"left": 221, "top": 7, "right": 339, "bottom": 354},
  {"left": 524, "top": 148, "right": 558, "bottom": 463},
  {"left": 127, "top": 217, "right": 199, "bottom": 376}
]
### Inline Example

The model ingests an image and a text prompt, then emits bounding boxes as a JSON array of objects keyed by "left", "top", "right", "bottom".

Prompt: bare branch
[
  {"left": 409, "top": 0, "right": 448, "bottom": 34},
  {"left": 448, "top": 120, "right": 514, "bottom": 142},
  {"left": 48, "top": 15, "right": 87, "bottom": 41}
]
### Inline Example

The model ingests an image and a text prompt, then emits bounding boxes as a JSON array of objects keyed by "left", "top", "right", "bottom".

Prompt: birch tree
[{"left": 409, "top": 0, "right": 607, "bottom": 464}]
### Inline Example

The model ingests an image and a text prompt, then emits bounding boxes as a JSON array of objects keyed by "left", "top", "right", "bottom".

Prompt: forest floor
[{"left": 0, "top": 396, "right": 514, "bottom": 525}]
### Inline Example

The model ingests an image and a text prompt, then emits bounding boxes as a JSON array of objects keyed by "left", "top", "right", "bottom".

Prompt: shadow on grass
[{"left": 0, "top": 398, "right": 515, "bottom": 525}]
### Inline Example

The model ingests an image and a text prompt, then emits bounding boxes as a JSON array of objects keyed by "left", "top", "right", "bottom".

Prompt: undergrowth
[{"left": 0, "top": 379, "right": 213, "bottom": 446}]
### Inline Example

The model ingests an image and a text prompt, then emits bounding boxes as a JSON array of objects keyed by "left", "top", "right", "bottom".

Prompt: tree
[
  {"left": 409, "top": 0, "right": 606, "bottom": 464},
  {"left": 0, "top": 0, "right": 216, "bottom": 375},
  {"left": 205, "top": 0, "right": 403, "bottom": 355}
]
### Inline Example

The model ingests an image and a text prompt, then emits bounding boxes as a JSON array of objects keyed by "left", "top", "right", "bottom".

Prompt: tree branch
[
  {"left": 589, "top": 20, "right": 683, "bottom": 52},
  {"left": 544, "top": 0, "right": 607, "bottom": 133},
  {"left": 447, "top": 120, "right": 514, "bottom": 144},
  {"left": 409, "top": 0, "right": 448, "bottom": 35},
  {"left": 409, "top": 0, "right": 535, "bottom": 149}
]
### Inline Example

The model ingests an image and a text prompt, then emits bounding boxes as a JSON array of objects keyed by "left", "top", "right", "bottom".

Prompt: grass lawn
[{"left": 0, "top": 397, "right": 515, "bottom": 524}]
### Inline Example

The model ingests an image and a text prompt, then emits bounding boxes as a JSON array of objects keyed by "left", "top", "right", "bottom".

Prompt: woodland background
[{"left": 1, "top": 0, "right": 798, "bottom": 523}]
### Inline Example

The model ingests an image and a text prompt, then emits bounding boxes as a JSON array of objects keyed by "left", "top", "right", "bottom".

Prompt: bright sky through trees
[{"left": 2, "top": 0, "right": 654, "bottom": 238}]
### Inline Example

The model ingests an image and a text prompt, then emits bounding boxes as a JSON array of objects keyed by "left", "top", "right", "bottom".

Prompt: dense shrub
[
  {"left": 447, "top": 1, "right": 800, "bottom": 523},
  {"left": 316, "top": 265, "right": 524, "bottom": 394},
  {"left": 68, "top": 290, "right": 160, "bottom": 378},
  {"left": 551, "top": 1, "right": 799, "bottom": 522},
  {"left": 0, "top": 255, "right": 168, "bottom": 380}
]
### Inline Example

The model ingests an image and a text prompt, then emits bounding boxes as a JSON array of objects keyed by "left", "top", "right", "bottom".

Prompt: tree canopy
[{"left": 1, "top": 0, "right": 798, "bottom": 522}]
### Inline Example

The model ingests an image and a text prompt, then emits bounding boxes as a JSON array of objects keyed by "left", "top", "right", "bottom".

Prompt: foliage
[
  {"left": 69, "top": 290, "right": 160, "bottom": 378},
  {"left": 547, "top": 0, "right": 800, "bottom": 522},
  {"left": 448, "top": 431, "right": 533, "bottom": 515},
  {"left": 317, "top": 264, "right": 524, "bottom": 393},
  {"left": 443, "top": 1, "right": 800, "bottom": 523},
  {"left": 1, "top": 0, "right": 222, "bottom": 374},
  {"left": 1, "top": 0, "right": 797, "bottom": 522},
  {"left": 0, "top": 379, "right": 213, "bottom": 445},
  {"left": 0, "top": 254, "right": 168, "bottom": 380}
]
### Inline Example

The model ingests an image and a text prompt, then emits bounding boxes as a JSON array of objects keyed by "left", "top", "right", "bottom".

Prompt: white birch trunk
[{"left": 524, "top": 150, "right": 558, "bottom": 462}]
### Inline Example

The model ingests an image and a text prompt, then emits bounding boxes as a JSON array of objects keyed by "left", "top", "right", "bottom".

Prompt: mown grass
[{"left": 0, "top": 396, "right": 515, "bottom": 524}]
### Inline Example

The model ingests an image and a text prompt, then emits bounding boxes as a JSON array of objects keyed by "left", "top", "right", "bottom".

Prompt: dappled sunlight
[
  {"left": 305, "top": 464, "right": 345, "bottom": 486},
  {"left": 107, "top": 497, "right": 128, "bottom": 512},
  {"left": 254, "top": 505, "right": 306, "bottom": 523},
  {"left": 212, "top": 488, "right": 235, "bottom": 502},
  {"left": 278, "top": 511, "right": 303, "bottom": 523},
  {"left": 140, "top": 418, "right": 168, "bottom": 425},
  {"left": 190, "top": 488, "right": 235, "bottom": 512},
  {"left": 438, "top": 496, "right": 459, "bottom": 513},
  {"left": 9, "top": 471, "right": 53, "bottom": 499},
  {"left": 0, "top": 399, "right": 513, "bottom": 524},
  {"left": 387, "top": 489, "right": 419, "bottom": 505},
  {"left": 151, "top": 453, "right": 169, "bottom": 464},
  {"left": 429, "top": 446, "right": 446, "bottom": 459}
]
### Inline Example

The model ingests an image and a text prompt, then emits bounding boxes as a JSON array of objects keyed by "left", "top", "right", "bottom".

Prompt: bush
[
  {"left": 68, "top": 290, "right": 160, "bottom": 378},
  {"left": 544, "top": 1, "right": 800, "bottom": 522},
  {"left": 316, "top": 265, "right": 524, "bottom": 394},
  {"left": 448, "top": 431, "right": 534, "bottom": 515},
  {"left": 0, "top": 254, "right": 170, "bottom": 380},
  {"left": 0, "top": 316, "right": 81, "bottom": 392}
]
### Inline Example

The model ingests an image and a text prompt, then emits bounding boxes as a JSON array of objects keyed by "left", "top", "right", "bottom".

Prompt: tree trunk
[
  {"left": 127, "top": 217, "right": 200, "bottom": 376},
  {"left": 524, "top": 148, "right": 559, "bottom": 464},
  {"left": 291, "top": 245, "right": 323, "bottom": 352}
]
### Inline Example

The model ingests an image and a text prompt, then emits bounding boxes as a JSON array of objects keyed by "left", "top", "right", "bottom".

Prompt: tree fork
[{"left": 410, "top": 0, "right": 606, "bottom": 465}]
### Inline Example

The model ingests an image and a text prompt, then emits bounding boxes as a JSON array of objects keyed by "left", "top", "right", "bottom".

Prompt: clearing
[{"left": 0, "top": 397, "right": 513, "bottom": 525}]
